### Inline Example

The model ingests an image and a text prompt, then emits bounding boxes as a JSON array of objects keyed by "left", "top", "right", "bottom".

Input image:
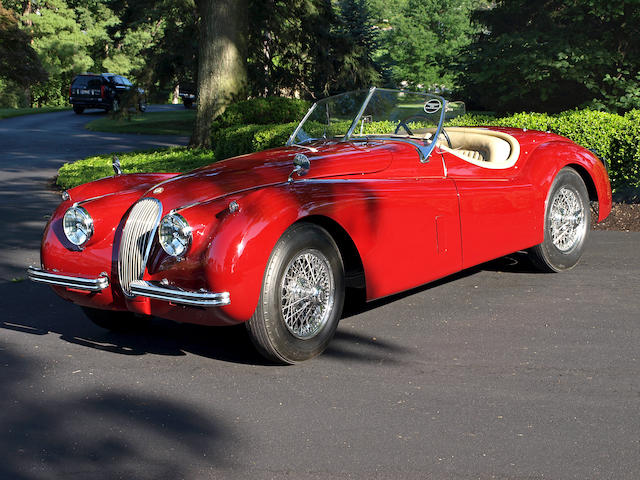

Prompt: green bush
[
  {"left": 447, "top": 109, "right": 640, "bottom": 193},
  {"left": 211, "top": 97, "right": 310, "bottom": 130},
  {"left": 213, "top": 122, "right": 297, "bottom": 159}
]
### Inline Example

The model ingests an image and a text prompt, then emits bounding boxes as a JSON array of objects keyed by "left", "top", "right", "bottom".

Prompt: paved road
[{"left": 1, "top": 109, "right": 638, "bottom": 479}]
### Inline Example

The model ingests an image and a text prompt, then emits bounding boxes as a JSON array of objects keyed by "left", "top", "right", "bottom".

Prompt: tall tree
[
  {"left": 379, "top": 0, "right": 477, "bottom": 92},
  {"left": 333, "top": 0, "right": 380, "bottom": 91},
  {"left": 24, "top": 0, "right": 96, "bottom": 105},
  {"left": 0, "top": 3, "right": 47, "bottom": 85},
  {"left": 190, "top": 0, "right": 248, "bottom": 148},
  {"left": 247, "top": 0, "right": 336, "bottom": 98},
  {"left": 459, "top": 0, "right": 640, "bottom": 113}
]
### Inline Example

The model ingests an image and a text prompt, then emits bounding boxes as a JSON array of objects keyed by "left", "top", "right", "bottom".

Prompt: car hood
[{"left": 146, "top": 141, "right": 392, "bottom": 210}]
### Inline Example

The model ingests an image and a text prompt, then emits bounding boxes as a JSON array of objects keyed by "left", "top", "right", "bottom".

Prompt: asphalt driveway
[{"left": 1, "top": 109, "right": 638, "bottom": 479}]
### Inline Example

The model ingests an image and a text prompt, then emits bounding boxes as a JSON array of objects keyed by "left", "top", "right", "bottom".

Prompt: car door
[
  {"left": 442, "top": 149, "right": 540, "bottom": 269},
  {"left": 350, "top": 142, "right": 462, "bottom": 300}
]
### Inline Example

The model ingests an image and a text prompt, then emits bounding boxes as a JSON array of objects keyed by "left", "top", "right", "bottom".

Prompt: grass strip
[
  {"left": 57, "top": 147, "right": 215, "bottom": 190},
  {"left": 0, "top": 106, "right": 70, "bottom": 119},
  {"left": 85, "top": 110, "right": 195, "bottom": 136}
]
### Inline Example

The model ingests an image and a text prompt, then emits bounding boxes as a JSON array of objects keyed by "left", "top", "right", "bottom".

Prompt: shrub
[
  {"left": 213, "top": 123, "right": 297, "bottom": 159},
  {"left": 212, "top": 97, "right": 310, "bottom": 131},
  {"left": 447, "top": 109, "right": 640, "bottom": 193}
]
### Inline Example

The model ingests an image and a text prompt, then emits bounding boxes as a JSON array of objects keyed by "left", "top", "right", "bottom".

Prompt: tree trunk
[{"left": 190, "top": 0, "right": 248, "bottom": 148}]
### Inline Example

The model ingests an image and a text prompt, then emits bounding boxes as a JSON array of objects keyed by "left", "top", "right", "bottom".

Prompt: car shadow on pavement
[
  {"left": 0, "top": 347, "right": 237, "bottom": 480},
  {"left": 2, "top": 253, "right": 541, "bottom": 367},
  {"left": 1, "top": 280, "right": 270, "bottom": 365},
  {"left": 2, "top": 280, "right": 407, "bottom": 366}
]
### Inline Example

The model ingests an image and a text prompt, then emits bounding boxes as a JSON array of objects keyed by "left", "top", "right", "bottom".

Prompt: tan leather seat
[{"left": 428, "top": 127, "right": 520, "bottom": 169}]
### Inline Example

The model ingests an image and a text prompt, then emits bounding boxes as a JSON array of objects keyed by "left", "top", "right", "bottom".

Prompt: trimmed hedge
[
  {"left": 211, "top": 96, "right": 310, "bottom": 130},
  {"left": 447, "top": 109, "right": 640, "bottom": 192},
  {"left": 58, "top": 95, "right": 639, "bottom": 196}
]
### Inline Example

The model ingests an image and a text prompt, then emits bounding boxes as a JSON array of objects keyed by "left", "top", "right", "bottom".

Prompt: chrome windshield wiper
[{"left": 290, "top": 143, "right": 319, "bottom": 152}]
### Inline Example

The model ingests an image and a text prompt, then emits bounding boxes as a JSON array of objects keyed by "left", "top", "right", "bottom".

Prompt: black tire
[
  {"left": 138, "top": 101, "right": 147, "bottom": 112},
  {"left": 73, "top": 106, "right": 84, "bottom": 114},
  {"left": 529, "top": 167, "right": 591, "bottom": 272},
  {"left": 246, "top": 223, "right": 345, "bottom": 364},
  {"left": 82, "top": 307, "right": 147, "bottom": 332},
  {"left": 183, "top": 100, "right": 193, "bottom": 109}
]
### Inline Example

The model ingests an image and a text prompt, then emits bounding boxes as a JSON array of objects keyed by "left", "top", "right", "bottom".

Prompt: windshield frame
[{"left": 286, "top": 87, "right": 447, "bottom": 163}]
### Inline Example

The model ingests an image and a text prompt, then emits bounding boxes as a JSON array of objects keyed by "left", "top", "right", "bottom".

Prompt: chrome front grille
[{"left": 117, "top": 198, "right": 162, "bottom": 296}]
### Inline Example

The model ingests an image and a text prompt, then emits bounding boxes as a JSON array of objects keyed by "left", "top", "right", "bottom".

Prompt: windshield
[{"left": 287, "top": 88, "right": 463, "bottom": 160}]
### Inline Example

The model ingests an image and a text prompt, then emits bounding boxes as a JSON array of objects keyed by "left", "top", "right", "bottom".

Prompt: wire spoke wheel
[
  {"left": 549, "top": 186, "right": 586, "bottom": 252},
  {"left": 529, "top": 167, "right": 591, "bottom": 272},
  {"left": 246, "top": 223, "right": 345, "bottom": 364},
  {"left": 280, "top": 249, "right": 335, "bottom": 339}
]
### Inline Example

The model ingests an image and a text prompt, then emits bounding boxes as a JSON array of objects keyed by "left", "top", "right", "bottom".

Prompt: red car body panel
[{"left": 39, "top": 128, "right": 612, "bottom": 326}]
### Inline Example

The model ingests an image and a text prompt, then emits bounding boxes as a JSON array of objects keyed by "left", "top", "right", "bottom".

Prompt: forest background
[{"left": 1, "top": 0, "right": 639, "bottom": 116}]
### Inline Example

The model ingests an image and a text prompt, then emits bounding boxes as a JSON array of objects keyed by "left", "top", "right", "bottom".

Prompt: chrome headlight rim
[
  {"left": 63, "top": 205, "right": 94, "bottom": 247},
  {"left": 158, "top": 213, "right": 192, "bottom": 257}
]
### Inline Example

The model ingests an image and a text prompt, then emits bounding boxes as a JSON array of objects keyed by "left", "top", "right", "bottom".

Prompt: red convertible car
[{"left": 28, "top": 88, "right": 612, "bottom": 363}]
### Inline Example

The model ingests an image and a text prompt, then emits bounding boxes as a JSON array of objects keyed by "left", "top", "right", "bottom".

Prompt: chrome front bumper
[
  {"left": 129, "top": 280, "right": 230, "bottom": 307},
  {"left": 27, "top": 268, "right": 231, "bottom": 307},
  {"left": 27, "top": 267, "right": 109, "bottom": 292}
]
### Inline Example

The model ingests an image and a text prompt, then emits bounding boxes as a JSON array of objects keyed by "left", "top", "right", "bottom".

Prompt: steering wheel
[
  {"left": 394, "top": 120, "right": 413, "bottom": 136},
  {"left": 440, "top": 128, "right": 453, "bottom": 149}
]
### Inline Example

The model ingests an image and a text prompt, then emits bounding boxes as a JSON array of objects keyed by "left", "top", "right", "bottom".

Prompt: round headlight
[
  {"left": 158, "top": 214, "right": 192, "bottom": 257},
  {"left": 63, "top": 205, "right": 94, "bottom": 246}
]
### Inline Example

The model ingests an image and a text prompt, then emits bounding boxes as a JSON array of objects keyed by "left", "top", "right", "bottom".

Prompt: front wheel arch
[{"left": 246, "top": 222, "right": 346, "bottom": 364}]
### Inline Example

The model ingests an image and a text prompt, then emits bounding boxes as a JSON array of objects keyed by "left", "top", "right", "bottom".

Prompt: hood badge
[
  {"left": 288, "top": 153, "right": 311, "bottom": 183},
  {"left": 153, "top": 187, "right": 164, "bottom": 194}
]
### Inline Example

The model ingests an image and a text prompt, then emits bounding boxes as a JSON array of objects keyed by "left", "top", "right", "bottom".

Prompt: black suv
[{"left": 69, "top": 73, "right": 146, "bottom": 114}]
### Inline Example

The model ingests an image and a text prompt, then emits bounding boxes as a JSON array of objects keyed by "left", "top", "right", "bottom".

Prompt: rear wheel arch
[{"left": 566, "top": 163, "right": 598, "bottom": 202}]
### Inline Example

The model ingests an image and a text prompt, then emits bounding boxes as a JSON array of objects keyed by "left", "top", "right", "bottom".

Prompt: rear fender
[{"left": 523, "top": 141, "right": 612, "bottom": 222}]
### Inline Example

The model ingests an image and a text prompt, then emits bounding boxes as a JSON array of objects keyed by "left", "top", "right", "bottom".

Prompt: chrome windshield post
[
  {"left": 344, "top": 86, "right": 377, "bottom": 142},
  {"left": 416, "top": 98, "right": 447, "bottom": 163},
  {"left": 286, "top": 102, "right": 318, "bottom": 146}
]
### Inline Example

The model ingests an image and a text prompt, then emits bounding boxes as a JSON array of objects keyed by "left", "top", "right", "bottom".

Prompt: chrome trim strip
[
  {"left": 129, "top": 280, "right": 230, "bottom": 307},
  {"left": 27, "top": 267, "right": 109, "bottom": 292}
]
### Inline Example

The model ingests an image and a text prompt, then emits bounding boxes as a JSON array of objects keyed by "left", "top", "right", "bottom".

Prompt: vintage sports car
[{"left": 28, "top": 88, "right": 612, "bottom": 364}]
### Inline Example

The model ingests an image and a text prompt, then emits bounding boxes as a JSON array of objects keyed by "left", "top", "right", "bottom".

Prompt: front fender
[{"left": 204, "top": 186, "right": 304, "bottom": 322}]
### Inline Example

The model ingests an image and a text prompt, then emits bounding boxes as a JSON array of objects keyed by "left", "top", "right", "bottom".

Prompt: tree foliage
[
  {"left": 375, "top": 0, "right": 478, "bottom": 92},
  {"left": 0, "top": 4, "right": 47, "bottom": 86},
  {"left": 460, "top": 0, "right": 640, "bottom": 113}
]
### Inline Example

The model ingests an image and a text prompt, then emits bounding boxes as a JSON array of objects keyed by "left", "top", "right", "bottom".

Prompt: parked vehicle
[
  {"left": 28, "top": 88, "right": 611, "bottom": 363},
  {"left": 178, "top": 83, "right": 196, "bottom": 109},
  {"left": 69, "top": 73, "right": 147, "bottom": 114}
]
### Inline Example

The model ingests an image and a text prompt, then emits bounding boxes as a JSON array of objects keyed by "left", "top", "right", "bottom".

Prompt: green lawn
[
  {"left": 85, "top": 109, "right": 196, "bottom": 136},
  {"left": 56, "top": 147, "right": 215, "bottom": 190},
  {"left": 0, "top": 106, "right": 71, "bottom": 119}
]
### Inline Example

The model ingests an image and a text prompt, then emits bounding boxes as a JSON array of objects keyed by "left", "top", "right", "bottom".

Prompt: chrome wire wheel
[
  {"left": 280, "top": 249, "right": 335, "bottom": 340},
  {"left": 549, "top": 186, "right": 586, "bottom": 252}
]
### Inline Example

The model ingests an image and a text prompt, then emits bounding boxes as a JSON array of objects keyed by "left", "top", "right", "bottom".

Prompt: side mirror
[{"left": 288, "top": 153, "right": 310, "bottom": 183}]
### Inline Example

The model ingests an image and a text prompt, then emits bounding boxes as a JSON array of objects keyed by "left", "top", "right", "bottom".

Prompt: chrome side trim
[
  {"left": 27, "top": 267, "right": 109, "bottom": 292},
  {"left": 129, "top": 280, "right": 230, "bottom": 307}
]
